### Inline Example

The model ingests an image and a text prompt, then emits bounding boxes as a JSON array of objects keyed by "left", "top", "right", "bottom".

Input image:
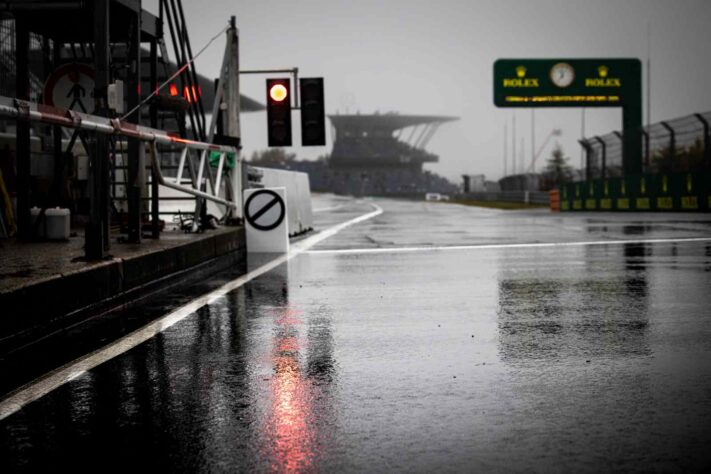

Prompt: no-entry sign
[
  {"left": 245, "top": 189, "right": 285, "bottom": 231},
  {"left": 244, "top": 187, "right": 289, "bottom": 253}
]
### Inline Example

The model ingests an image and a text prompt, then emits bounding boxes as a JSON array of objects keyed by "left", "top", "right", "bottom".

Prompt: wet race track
[{"left": 2, "top": 195, "right": 711, "bottom": 473}]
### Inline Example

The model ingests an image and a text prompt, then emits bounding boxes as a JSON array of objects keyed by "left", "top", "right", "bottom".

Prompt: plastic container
[{"left": 45, "top": 207, "right": 70, "bottom": 240}]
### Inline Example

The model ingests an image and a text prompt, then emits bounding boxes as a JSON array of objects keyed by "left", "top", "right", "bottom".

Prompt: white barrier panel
[
  {"left": 244, "top": 187, "right": 289, "bottom": 253},
  {"left": 253, "top": 167, "right": 313, "bottom": 236}
]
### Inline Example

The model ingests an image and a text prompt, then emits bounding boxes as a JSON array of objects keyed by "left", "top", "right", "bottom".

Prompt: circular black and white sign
[
  {"left": 244, "top": 189, "right": 286, "bottom": 231},
  {"left": 43, "top": 63, "right": 96, "bottom": 114}
]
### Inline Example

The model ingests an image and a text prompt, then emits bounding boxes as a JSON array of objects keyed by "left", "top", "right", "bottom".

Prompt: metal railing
[
  {"left": 0, "top": 95, "right": 242, "bottom": 213},
  {"left": 581, "top": 111, "right": 711, "bottom": 178},
  {"left": 459, "top": 190, "right": 550, "bottom": 205}
]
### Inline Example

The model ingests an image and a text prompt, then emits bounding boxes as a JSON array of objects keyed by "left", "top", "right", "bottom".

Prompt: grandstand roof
[{"left": 328, "top": 114, "right": 458, "bottom": 132}]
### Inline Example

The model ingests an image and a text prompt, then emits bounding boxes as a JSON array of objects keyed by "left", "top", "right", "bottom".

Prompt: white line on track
[
  {"left": 305, "top": 237, "right": 711, "bottom": 255},
  {"left": 0, "top": 203, "right": 383, "bottom": 421}
]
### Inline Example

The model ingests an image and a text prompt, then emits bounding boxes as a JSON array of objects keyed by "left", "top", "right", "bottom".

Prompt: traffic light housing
[
  {"left": 266, "top": 78, "right": 292, "bottom": 147},
  {"left": 300, "top": 77, "right": 325, "bottom": 146}
]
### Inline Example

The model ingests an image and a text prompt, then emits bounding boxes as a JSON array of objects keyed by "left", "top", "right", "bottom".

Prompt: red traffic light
[
  {"left": 269, "top": 83, "right": 288, "bottom": 102},
  {"left": 266, "top": 78, "right": 292, "bottom": 147}
]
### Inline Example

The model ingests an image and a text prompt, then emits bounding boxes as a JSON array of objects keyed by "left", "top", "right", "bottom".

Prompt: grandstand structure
[{"left": 327, "top": 113, "right": 458, "bottom": 196}]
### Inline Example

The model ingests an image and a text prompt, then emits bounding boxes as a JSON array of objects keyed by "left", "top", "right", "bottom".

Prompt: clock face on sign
[{"left": 550, "top": 62, "right": 575, "bottom": 88}]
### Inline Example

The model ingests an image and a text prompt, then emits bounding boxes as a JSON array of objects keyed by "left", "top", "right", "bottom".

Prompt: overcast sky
[{"left": 145, "top": 0, "right": 711, "bottom": 182}]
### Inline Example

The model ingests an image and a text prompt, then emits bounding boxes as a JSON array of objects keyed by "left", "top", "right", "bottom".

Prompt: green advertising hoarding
[
  {"left": 559, "top": 173, "right": 711, "bottom": 212},
  {"left": 494, "top": 58, "right": 642, "bottom": 176}
]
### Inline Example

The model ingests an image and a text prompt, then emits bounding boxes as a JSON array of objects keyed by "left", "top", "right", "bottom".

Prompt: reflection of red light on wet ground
[
  {"left": 278, "top": 337, "right": 299, "bottom": 354},
  {"left": 273, "top": 307, "right": 304, "bottom": 327},
  {"left": 262, "top": 306, "right": 315, "bottom": 473}
]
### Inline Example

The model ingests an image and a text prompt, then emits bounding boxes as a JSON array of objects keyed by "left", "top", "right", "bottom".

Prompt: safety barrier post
[
  {"left": 694, "top": 114, "right": 710, "bottom": 170},
  {"left": 594, "top": 136, "right": 607, "bottom": 179},
  {"left": 549, "top": 189, "right": 560, "bottom": 212},
  {"left": 660, "top": 121, "right": 676, "bottom": 162}
]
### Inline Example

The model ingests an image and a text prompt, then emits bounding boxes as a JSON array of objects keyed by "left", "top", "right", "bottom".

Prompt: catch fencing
[{"left": 580, "top": 111, "right": 711, "bottom": 179}]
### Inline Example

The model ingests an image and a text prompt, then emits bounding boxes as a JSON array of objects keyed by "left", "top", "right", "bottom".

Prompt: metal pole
[
  {"left": 644, "top": 124, "right": 650, "bottom": 168},
  {"left": 594, "top": 136, "right": 606, "bottom": 179},
  {"left": 240, "top": 68, "right": 299, "bottom": 74},
  {"left": 646, "top": 21, "right": 652, "bottom": 149},
  {"left": 578, "top": 139, "right": 592, "bottom": 181},
  {"left": 520, "top": 137, "right": 525, "bottom": 187},
  {"left": 531, "top": 109, "right": 535, "bottom": 173},
  {"left": 622, "top": 61, "right": 643, "bottom": 177},
  {"left": 613, "top": 131, "right": 624, "bottom": 176},
  {"left": 15, "top": 17, "right": 31, "bottom": 240},
  {"left": 150, "top": 37, "right": 160, "bottom": 239},
  {"left": 512, "top": 113, "right": 516, "bottom": 175},
  {"left": 580, "top": 108, "right": 586, "bottom": 170},
  {"left": 0, "top": 97, "right": 241, "bottom": 154},
  {"left": 226, "top": 16, "right": 244, "bottom": 221},
  {"left": 293, "top": 67, "right": 299, "bottom": 109},
  {"left": 660, "top": 121, "right": 675, "bottom": 162},
  {"left": 642, "top": 129, "right": 650, "bottom": 172},
  {"left": 693, "top": 113, "right": 710, "bottom": 169},
  {"left": 503, "top": 121, "right": 508, "bottom": 177},
  {"left": 88, "top": 0, "right": 110, "bottom": 259},
  {"left": 225, "top": 16, "right": 241, "bottom": 142},
  {"left": 126, "top": 9, "right": 142, "bottom": 243},
  {"left": 205, "top": 56, "right": 228, "bottom": 142},
  {"left": 51, "top": 36, "right": 65, "bottom": 208}
]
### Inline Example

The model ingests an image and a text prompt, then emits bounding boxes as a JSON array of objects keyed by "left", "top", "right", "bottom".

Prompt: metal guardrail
[
  {"left": 0, "top": 95, "right": 241, "bottom": 213},
  {"left": 460, "top": 190, "right": 550, "bottom": 205}
]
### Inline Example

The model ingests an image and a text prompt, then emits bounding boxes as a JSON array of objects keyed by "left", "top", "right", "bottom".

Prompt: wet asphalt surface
[{"left": 2, "top": 195, "right": 711, "bottom": 473}]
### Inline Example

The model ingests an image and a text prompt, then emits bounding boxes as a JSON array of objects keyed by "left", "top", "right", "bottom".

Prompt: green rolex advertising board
[
  {"left": 494, "top": 58, "right": 642, "bottom": 176},
  {"left": 493, "top": 59, "right": 640, "bottom": 108}
]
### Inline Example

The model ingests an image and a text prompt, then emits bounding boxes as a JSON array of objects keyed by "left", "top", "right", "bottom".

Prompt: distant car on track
[{"left": 425, "top": 193, "right": 450, "bottom": 202}]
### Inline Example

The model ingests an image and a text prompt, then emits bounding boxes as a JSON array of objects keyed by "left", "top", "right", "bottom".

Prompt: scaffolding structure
[{"left": 0, "top": 0, "right": 248, "bottom": 258}]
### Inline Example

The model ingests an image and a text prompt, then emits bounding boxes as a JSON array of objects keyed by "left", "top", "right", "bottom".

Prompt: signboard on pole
[
  {"left": 494, "top": 58, "right": 642, "bottom": 176},
  {"left": 493, "top": 58, "right": 640, "bottom": 108}
]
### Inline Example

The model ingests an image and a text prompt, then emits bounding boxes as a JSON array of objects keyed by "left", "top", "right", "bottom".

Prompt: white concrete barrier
[{"left": 250, "top": 167, "right": 313, "bottom": 236}]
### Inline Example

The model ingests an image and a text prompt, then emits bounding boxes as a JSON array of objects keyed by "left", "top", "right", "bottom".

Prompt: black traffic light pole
[{"left": 240, "top": 68, "right": 300, "bottom": 109}]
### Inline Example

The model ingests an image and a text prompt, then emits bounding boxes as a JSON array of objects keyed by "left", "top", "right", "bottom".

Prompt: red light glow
[{"left": 270, "top": 84, "right": 288, "bottom": 102}]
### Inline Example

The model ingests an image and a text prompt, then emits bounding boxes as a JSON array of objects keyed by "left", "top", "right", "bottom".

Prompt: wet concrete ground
[
  {"left": 0, "top": 225, "right": 238, "bottom": 293},
  {"left": 2, "top": 195, "right": 711, "bottom": 472}
]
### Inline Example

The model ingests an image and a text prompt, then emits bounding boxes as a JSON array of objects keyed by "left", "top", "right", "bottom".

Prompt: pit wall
[{"left": 559, "top": 172, "right": 711, "bottom": 212}]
